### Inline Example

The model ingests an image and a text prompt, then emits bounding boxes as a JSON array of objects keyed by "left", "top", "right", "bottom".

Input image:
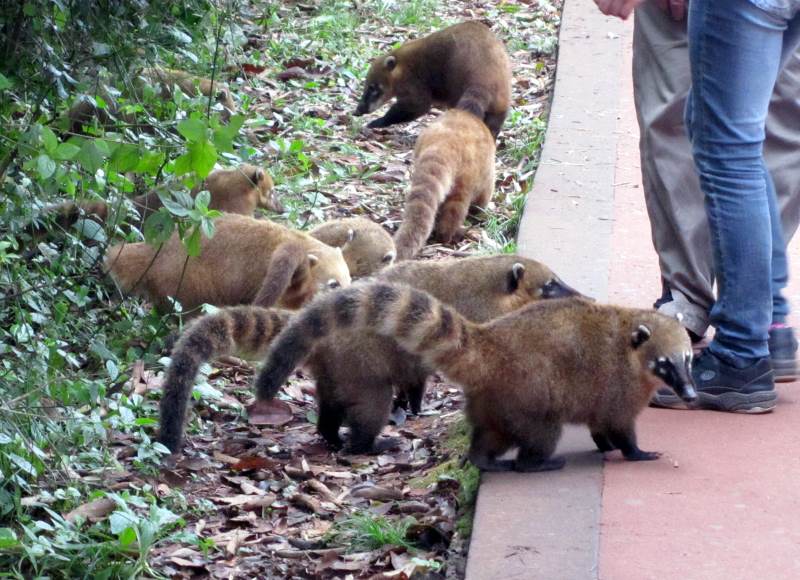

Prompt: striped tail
[
  {"left": 456, "top": 86, "right": 491, "bottom": 120},
  {"left": 158, "top": 305, "right": 291, "bottom": 451},
  {"left": 393, "top": 152, "right": 454, "bottom": 261},
  {"left": 254, "top": 282, "right": 474, "bottom": 402}
]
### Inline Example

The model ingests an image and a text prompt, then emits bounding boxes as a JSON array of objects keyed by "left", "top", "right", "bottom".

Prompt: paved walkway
[{"left": 466, "top": 1, "right": 800, "bottom": 578}]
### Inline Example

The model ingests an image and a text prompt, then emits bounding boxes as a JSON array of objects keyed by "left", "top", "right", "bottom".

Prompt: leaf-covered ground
[{"left": 2, "top": 0, "right": 562, "bottom": 577}]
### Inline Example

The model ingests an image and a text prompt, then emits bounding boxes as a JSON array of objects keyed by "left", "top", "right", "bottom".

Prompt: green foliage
[
  {"left": 0, "top": 0, "right": 251, "bottom": 576},
  {"left": 327, "top": 512, "right": 417, "bottom": 552}
]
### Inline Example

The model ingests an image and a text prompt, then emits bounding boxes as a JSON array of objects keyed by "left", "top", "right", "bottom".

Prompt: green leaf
[
  {"left": 0, "top": 433, "right": 12, "bottom": 445},
  {"left": 110, "top": 511, "right": 138, "bottom": 534},
  {"left": 73, "top": 218, "right": 107, "bottom": 243},
  {"left": 158, "top": 197, "right": 190, "bottom": 217},
  {"left": 134, "top": 417, "right": 157, "bottom": 426},
  {"left": 0, "top": 73, "right": 12, "bottom": 91},
  {"left": 106, "top": 360, "right": 119, "bottom": 381},
  {"left": 109, "top": 144, "right": 140, "bottom": 173},
  {"left": 194, "top": 190, "right": 211, "bottom": 211},
  {"left": 8, "top": 453, "right": 36, "bottom": 476},
  {"left": 54, "top": 142, "right": 80, "bottom": 160},
  {"left": 41, "top": 127, "right": 58, "bottom": 154},
  {"left": 200, "top": 217, "right": 215, "bottom": 239},
  {"left": 183, "top": 226, "right": 202, "bottom": 257},
  {"left": 77, "top": 141, "right": 105, "bottom": 174},
  {"left": 119, "top": 526, "right": 137, "bottom": 546},
  {"left": 177, "top": 118, "right": 207, "bottom": 143},
  {"left": 0, "top": 528, "right": 19, "bottom": 550},
  {"left": 36, "top": 154, "right": 56, "bottom": 179},
  {"left": 143, "top": 210, "right": 175, "bottom": 246}
]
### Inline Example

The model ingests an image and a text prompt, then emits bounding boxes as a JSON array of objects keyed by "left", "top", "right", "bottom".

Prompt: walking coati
[
  {"left": 354, "top": 21, "right": 512, "bottom": 138},
  {"left": 254, "top": 283, "right": 697, "bottom": 470},
  {"left": 310, "top": 217, "right": 396, "bottom": 278},
  {"left": 393, "top": 109, "right": 495, "bottom": 260},
  {"left": 105, "top": 213, "right": 350, "bottom": 313},
  {"left": 157, "top": 255, "right": 580, "bottom": 453}
]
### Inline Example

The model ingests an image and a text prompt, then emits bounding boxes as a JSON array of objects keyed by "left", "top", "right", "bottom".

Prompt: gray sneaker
[{"left": 769, "top": 326, "right": 798, "bottom": 383}]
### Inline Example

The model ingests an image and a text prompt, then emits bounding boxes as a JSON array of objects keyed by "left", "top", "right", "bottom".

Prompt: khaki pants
[{"left": 633, "top": 0, "right": 800, "bottom": 336}]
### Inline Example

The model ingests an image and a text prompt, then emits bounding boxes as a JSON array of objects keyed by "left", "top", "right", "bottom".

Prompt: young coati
[
  {"left": 354, "top": 21, "right": 512, "bottom": 138},
  {"left": 67, "top": 68, "right": 236, "bottom": 135},
  {"left": 159, "top": 305, "right": 292, "bottom": 452},
  {"left": 45, "top": 164, "right": 280, "bottom": 234},
  {"left": 105, "top": 213, "right": 350, "bottom": 313},
  {"left": 255, "top": 284, "right": 698, "bottom": 470},
  {"left": 157, "top": 254, "right": 580, "bottom": 453},
  {"left": 393, "top": 109, "right": 495, "bottom": 260},
  {"left": 309, "top": 217, "right": 396, "bottom": 277},
  {"left": 260, "top": 256, "right": 580, "bottom": 453}
]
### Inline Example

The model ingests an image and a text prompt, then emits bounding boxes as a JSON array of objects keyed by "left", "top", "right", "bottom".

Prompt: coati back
[
  {"left": 393, "top": 110, "right": 495, "bottom": 260},
  {"left": 309, "top": 217, "right": 396, "bottom": 277},
  {"left": 260, "top": 255, "right": 579, "bottom": 453},
  {"left": 40, "top": 163, "right": 279, "bottom": 237},
  {"left": 256, "top": 284, "right": 697, "bottom": 470},
  {"left": 354, "top": 21, "right": 512, "bottom": 138},
  {"left": 67, "top": 68, "right": 236, "bottom": 134},
  {"left": 139, "top": 68, "right": 236, "bottom": 117},
  {"left": 105, "top": 213, "right": 350, "bottom": 313},
  {"left": 159, "top": 305, "right": 291, "bottom": 452}
]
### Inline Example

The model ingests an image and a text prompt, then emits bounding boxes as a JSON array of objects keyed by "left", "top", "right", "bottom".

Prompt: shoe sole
[
  {"left": 651, "top": 390, "right": 777, "bottom": 414},
  {"left": 772, "top": 358, "right": 798, "bottom": 383}
]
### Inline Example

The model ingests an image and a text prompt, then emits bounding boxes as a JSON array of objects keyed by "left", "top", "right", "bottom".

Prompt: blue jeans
[{"left": 685, "top": 0, "right": 800, "bottom": 366}]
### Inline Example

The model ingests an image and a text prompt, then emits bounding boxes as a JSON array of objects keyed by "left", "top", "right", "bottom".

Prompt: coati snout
[{"left": 633, "top": 324, "right": 698, "bottom": 403}]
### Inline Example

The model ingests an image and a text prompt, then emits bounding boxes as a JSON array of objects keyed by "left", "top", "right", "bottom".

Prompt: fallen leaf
[
  {"left": 64, "top": 498, "right": 116, "bottom": 524},
  {"left": 216, "top": 493, "right": 277, "bottom": 511},
  {"left": 248, "top": 399, "right": 293, "bottom": 426},
  {"left": 350, "top": 483, "right": 404, "bottom": 502}
]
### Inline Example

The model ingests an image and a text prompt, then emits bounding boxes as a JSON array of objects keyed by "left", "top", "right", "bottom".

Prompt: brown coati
[
  {"left": 262, "top": 255, "right": 580, "bottom": 453},
  {"left": 104, "top": 213, "right": 350, "bottom": 313},
  {"left": 255, "top": 284, "right": 697, "bottom": 470},
  {"left": 393, "top": 109, "right": 495, "bottom": 260},
  {"left": 139, "top": 68, "right": 236, "bottom": 117},
  {"left": 159, "top": 305, "right": 292, "bottom": 452},
  {"left": 354, "top": 21, "right": 512, "bottom": 138},
  {"left": 67, "top": 68, "right": 236, "bottom": 135},
  {"left": 309, "top": 217, "right": 396, "bottom": 277},
  {"left": 42, "top": 163, "right": 280, "bottom": 236},
  {"left": 157, "top": 254, "right": 580, "bottom": 453}
]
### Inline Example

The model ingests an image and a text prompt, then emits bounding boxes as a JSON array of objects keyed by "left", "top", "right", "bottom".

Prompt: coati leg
[
  {"left": 367, "top": 100, "right": 430, "bottom": 129},
  {"left": 468, "top": 174, "right": 494, "bottom": 220},
  {"left": 317, "top": 396, "right": 345, "bottom": 449},
  {"left": 514, "top": 421, "right": 565, "bottom": 472},
  {"left": 484, "top": 111, "right": 507, "bottom": 140},
  {"left": 393, "top": 366, "right": 429, "bottom": 415},
  {"left": 253, "top": 242, "right": 307, "bottom": 308},
  {"left": 606, "top": 426, "right": 660, "bottom": 461},
  {"left": 590, "top": 430, "right": 616, "bottom": 453},
  {"left": 467, "top": 426, "right": 515, "bottom": 471},
  {"left": 343, "top": 383, "right": 394, "bottom": 454},
  {"left": 434, "top": 188, "right": 471, "bottom": 245}
]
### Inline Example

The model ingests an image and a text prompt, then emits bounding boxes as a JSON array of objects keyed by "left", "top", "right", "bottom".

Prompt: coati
[
  {"left": 255, "top": 283, "right": 698, "bottom": 470},
  {"left": 67, "top": 68, "right": 236, "bottom": 135},
  {"left": 105, "top": 213, "right": 350, "bottom": 313},
  {"left": 157, "top": 254, "right": 580, "bottom": 453},
  {"left": 159, "top": 305, "right": 292, "bottom": 452},
  {"left": 139, "top": 68, "right": 236, "bottom": 117},
  {"left": 309, "top": 217, "right": 396, "bottom": 277},
  {"left": 393, "top": 109, "right": 495, "bottom": 260},
  {"left": 45, "top": 164, "right": 280, "bottom": 234},
  {"left": 354, "top": 21, "right": 512, "bottom": 138}
]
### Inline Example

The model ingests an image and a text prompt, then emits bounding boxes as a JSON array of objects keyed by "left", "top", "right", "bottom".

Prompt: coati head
[
  {"left": 308, "top": 245, "right": 352, "bottom": 294},
  {"left": 211, "top": 164, "right": 281, "bottom": 214},
  {"left": 309, "top": 217, "right": 396, "bottom": 278},
  {"left": 354, "top": 54, "right": 398, "bottom": 116},
  {"left": 631, "top": 319, "right": 697, "bottom": 403},
  {"left": 246, "top": 165, "right": 282, "bottom": 214}
]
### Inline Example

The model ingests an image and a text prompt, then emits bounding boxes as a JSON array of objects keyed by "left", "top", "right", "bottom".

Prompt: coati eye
[
  {"left": 327, "top": 279, "right": 341, "bottom": 289},
  {"left": 381, "top": 251, "right": 396, "bottom": 264}
]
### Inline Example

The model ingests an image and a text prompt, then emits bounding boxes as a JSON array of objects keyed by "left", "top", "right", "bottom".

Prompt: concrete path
[{"left": 466, "top": 1, "right": 800, "bottom": 578}]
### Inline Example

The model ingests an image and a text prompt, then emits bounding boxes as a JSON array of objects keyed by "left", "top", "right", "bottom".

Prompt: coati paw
[
  {"left": 469, "top": 456, "right": 515, "bottom": 472},
  {"left": 514, "top": 455, "right": 566, "bottom": 473},
  {"left": 371, "top": 436, "right": 403, "bottom": 453},
  {"left": 624, "top": 449, "right": 661, "bottom": 461}
]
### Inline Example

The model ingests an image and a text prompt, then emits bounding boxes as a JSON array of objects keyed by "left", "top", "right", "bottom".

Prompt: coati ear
[
  {"left": 507, "top": 262, "right": 525, "bottom": 292},
  {"left": 382, "top": 250, "right": 396, "bottom": 264},
  {"left": 675, "top": 312, "right": 684, "bottom": 323},
  {"left": 253, "top": 168, "right": 265, "bottom": 183},
  {"left": 346, "top": 228, "right": 356, "bottom": 243},
  {"left": 308, "top": 253, "right": 319, "bottom": 266},
  {"left": 384, "top": 55, "right": 397, "bottom": 71},
  {"left": 631, "top": 324, "right": 652, "bottom": 349}
]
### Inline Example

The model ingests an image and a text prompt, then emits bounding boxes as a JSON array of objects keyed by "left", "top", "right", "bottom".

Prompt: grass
[
  {"left": 327, "top": 512, "right": 417, "bottom": 552},
  {"left": 412, "top": 418, "right": 480, "bottom": 538}
]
